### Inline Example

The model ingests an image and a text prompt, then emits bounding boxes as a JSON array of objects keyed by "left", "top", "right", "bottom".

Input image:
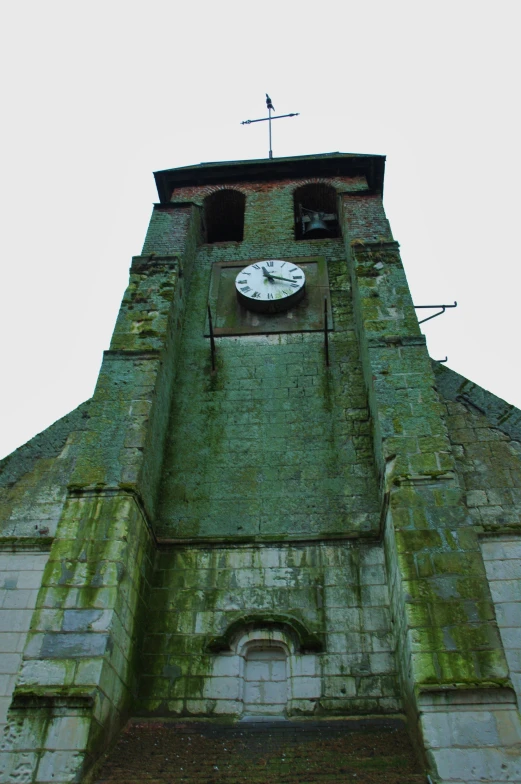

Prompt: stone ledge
[
  {"left": 11, "top": 687, "right": 95, "bottom": 712},
  {"left": 102, "top": 349, "right": 162, "bottom": 360},
  {"left": 418, "top": 684, "right": 517, "bottom": 710},
  {"left": 0, "top": 536, "right": 54, "bottom": 552},
  {"left": 367, "top": 335, "right": 427, "bottom": 348},
  {"left": 478, "top": 524, "right": 521, "bottom": 538}
]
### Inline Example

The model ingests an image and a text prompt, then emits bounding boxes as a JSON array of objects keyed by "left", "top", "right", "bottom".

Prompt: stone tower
[{"left": 1, "top": 153, "right": 520, "bottom": 783}]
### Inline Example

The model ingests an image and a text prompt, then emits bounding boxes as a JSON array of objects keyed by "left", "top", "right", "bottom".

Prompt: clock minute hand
[{"left": 264, "top": 273, "right": 298, "bottom": 284}]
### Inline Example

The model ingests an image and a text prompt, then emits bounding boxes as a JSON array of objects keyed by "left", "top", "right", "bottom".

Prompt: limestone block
[
  {"left": 0, "top": 609, "right": 34, "bottom": 633},
  {"left": 0, "top": 653, "right": 20, "bottom": 674},
  {"left": 36, "top": 750, "right": 85, "bottom": 783},
  {"left": 494, "top": 602, "right": 521, "bottom": 627},
  {"left": 18, "top": 658, "right": 74, "bottom": 687},
  {"left": 289, "top": 655, "right": 318, "bottom": 678},
  {"left": 211, "top": 654, "right": 241, "bottom": 678},
  {"left": 0, "top": 632, "right": 24, "bottom": 653},
  {"left": 43, "top": 716, "right": 90, "bottom": 751},
  {"left": 203, "top": 677, "right": 241, "bottom": 700},
  {"left": 433, "top": 746, "right": 521, "bottom": 783},
  {"left": 0, "top": 751, "right": 39, "bottom": 784},
  {"left": 291, "top": 675, "right": 321, "bottom": 699},
  {"left": 322, "top": 676, "right": 356, "bottom": 698},
  {"left": 212, "top": 699, "right": 243, "bottom": 714}
]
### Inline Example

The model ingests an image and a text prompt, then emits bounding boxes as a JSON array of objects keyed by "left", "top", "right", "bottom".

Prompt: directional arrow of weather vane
[{"left": 241, "top": 94, "right": 300, "bottom": 159}]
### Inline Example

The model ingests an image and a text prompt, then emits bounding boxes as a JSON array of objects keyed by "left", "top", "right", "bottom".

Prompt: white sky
[{"left": 1, "top": 1, "right": 520, "bottom": 459}]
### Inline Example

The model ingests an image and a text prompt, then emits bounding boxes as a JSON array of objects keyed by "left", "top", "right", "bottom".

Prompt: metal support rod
[
  {"left": 414, "top": 301, "right": 457, "bottom": 325},
  {"left": 240, "top": 112, "right": 300, "bottom": 125},
  {"left": 241, "top": 104, "right": 299, "bottom": 160},
  {"left": 324, "top": 298, "right": 329, "bottom": 366},
  {"left": 207, "top": 305, "right": 216, "bottom": 373},
  {"left": 268, "top": 105, "right": 273, "bottom": 159}
]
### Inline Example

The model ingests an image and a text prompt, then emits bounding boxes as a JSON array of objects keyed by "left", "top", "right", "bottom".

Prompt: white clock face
[{"left": 235, "top": 260, "right": 306, "bottom": 313}]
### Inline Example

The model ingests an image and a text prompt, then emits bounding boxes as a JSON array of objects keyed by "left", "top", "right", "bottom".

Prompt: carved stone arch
[
  {"left": 205, "top": 613, "right": 324, "bottom": 654},
  {"left": 204, "top": 188, "right": 246, "bottom": 243}
]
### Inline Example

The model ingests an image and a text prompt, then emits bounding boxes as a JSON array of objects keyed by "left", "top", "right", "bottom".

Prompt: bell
[{"left": 303, "top": 212, "right": 330, "bottom": 238}]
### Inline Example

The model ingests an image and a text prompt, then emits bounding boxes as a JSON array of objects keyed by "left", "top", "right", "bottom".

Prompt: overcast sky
[{"left": 1, "top": 1, "right": 519, "bottom": 459}]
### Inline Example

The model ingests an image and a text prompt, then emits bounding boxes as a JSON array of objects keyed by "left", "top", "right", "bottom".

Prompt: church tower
[{"left": 1, "top": 153, "right": 520, "bottom": 783}]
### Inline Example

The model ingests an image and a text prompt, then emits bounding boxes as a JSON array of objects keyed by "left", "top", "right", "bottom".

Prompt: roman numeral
[
  {"left": 267, "top": 293, "right": 274, "bottom": 299},
  {"left": 252, "top": 292, "right": 261, "bottom": 298},
  {"left": 292, "top": 275, "right": 302, "bottom": 279},
  {"left": 266, "top": 261, "right": 274, "bottom": 267},
  {"left": 290, "top": 267, "right": 298, "bottom": 273},
  {"left": 290, "top": 283, "right": 299, "bottom": 288},
  {"left": 238, "top": 279, "right": 247, "bottom": 284},
  {"left": 241, "top": 286, "right": 252, "bottom": 293},
  {"left": 252, "top": 264, "right": 260, "bottom": 269}
]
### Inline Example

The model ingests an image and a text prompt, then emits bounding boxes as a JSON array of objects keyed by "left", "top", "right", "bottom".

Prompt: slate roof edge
[
  {"left": 154, "top": 152, "right": 386, "bottom": 203},
  {"left": 432, "top": 361, "right": 521, "bottom": 442},
  {"left": 0, "top": 400, "right": 91, "bottom": 488}
]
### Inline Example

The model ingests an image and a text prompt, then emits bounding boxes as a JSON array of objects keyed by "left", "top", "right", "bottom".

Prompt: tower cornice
[{"left": 154, "top": 151, "right": 386, "bottom": 203}]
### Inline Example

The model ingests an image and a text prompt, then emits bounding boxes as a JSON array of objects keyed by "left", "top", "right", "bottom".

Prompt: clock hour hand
[{"left": 262, "top": 266, "right": 276, "bottom": 281}]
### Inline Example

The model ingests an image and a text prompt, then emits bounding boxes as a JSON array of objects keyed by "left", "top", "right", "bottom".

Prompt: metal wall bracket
[{"left": 414, "top": 301, "right": 457, "bottom": 324}]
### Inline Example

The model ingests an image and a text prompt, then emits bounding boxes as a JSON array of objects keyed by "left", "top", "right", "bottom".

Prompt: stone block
[
  {"left": 488, "top": 579, "right": 521, "bottom": 603},
  {"left": 18, "top": 658, "right": 74, "bottom": 687},
  {"left": 74, "top": 658, "right": 104, "bottom": 686},
  {"left": 44, "top": 716, "right": 90, "bottom": 751},
  {"left": 0, "top": 653, "right": 20, "bottom": 674},
  {"left": 0, "top": 673, "right": 16, "bottom": 697},
  {"left": 322, "top": 676, "right": 356, "bottom": 698},
  {"left": 204, "top": 677, "right": 241, "bottom": 700},
  {"left": 211, "top": 655, "right": 241, "bottom": 678},
  {"left": 1, "top": 590, "right": 35, "bottom": 610},
  {"left": 40, "top": 632, "right": 109, "bottom": 659},
  {"left": 433, "top": 746, "right": 521, "bottom": 783},
  {"left": 485, "top": 559, "right": 521, "bottom": 581},
  {"left": 499, "top": 626, "right": 521, "bottom": 649},
  {"left": 369, "top": 652, "right": 395, "bottom": 674},
  {"left": 0, "top": 609, "right": 34, "bottom": 633},
  {"left": 0, "top": 751, "right": 39, "bottom": 784},
  {"left": 289, "top": 655, "right": 318, "bottom": 678},
  {"left": 482, "top": 540, "right": 521, "bottom": 561},
  {"left": 36, "top": 750, "right": 85, "bottom": 783},
  {"left": 363, "top": 607, "right": 390, "bottom": 632}
]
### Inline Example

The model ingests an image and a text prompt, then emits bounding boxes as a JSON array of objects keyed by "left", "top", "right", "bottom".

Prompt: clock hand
[
  {"left": 262, "top": 266, "right": 276, "bottom": 281},
  {"left": 264, "top": 274, "right": 299, "bottom": 284}
]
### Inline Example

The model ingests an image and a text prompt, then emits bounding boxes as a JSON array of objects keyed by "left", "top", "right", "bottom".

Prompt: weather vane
[{"left": 241, "top": 94, "right": 299, "bottom": 160}]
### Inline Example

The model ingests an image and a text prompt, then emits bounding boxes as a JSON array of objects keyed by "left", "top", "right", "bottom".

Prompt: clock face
[{"left": 235, "top": 260, "right": 306, "bottom": 313}]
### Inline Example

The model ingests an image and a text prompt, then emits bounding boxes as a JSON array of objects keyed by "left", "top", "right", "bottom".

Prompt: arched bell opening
[
  {"left": 293, "top": 183, "right": 339, "bottom": 240},
  {"left": 204, "top": 189, "right": 245, "bottom": 243}
]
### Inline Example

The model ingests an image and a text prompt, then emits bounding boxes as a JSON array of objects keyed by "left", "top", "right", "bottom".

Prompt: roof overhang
[{"left": 153, "top": 152, "right": 386, "bottom": 204}]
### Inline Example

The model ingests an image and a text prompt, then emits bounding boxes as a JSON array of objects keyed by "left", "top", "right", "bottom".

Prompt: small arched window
[
  {"left": 293, "top": 183, "right": 339, "bottom": 240},
  {"left": 204, "top": 189, "right": 245, "bottom": 243}
]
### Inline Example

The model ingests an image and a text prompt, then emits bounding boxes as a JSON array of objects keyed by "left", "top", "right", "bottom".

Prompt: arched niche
[
  {"left": 205, "top": 613, "right": 323, "bottom": 654},
  {"left": 293, "top": 183, "right": 339, "bottom": 240},
  {"left": 204, "top": 189, "right": 245, "bottom": 243},
  {"left": 204, "top": 621, "right": 322, "bottom": 718}
]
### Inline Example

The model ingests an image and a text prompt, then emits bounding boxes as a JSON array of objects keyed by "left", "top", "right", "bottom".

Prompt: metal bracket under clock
[{"left": 205, "top": 256, "right": 333, "bottom": 337}]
